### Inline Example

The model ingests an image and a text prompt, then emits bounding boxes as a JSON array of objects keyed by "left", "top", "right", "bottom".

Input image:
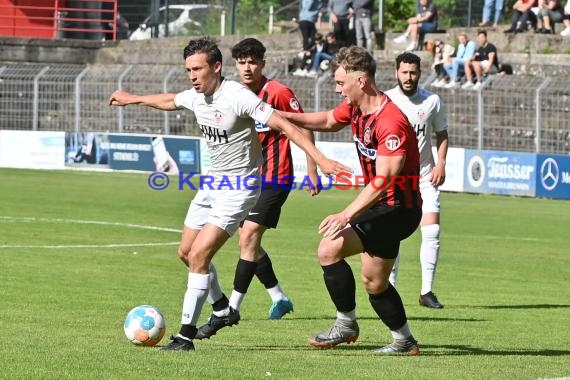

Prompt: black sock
[
  {"left": 322, "top": 260, "right": 356, "bottom": 312},
  {"left": 212, "top": 294, "right": 229, "bottom": 312},
  {"left": 255, "top": 254, "right": 279, "bottom": 289},
  {"left": 368, "top": 283, "right": 407, "bottom": 330},
  {"left": 179, "top": 324, "right": 197, "bottom": 340},
  {"left": 233, "top": 258, "right": 257, "bottom": 294}
]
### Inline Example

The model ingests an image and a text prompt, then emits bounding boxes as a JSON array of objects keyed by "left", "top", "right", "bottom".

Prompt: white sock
[
  {"left": 181, "top": 272, "right": 210, "bottom": 326},
  {"left": 229, "top": 289, "right": 246, "bottom": 311},
  {"left": 390, "top": 322, "right": 412, "bottom": 341},
  {"left": 420, "top": 224, "right": 440, "bottom": 295},
  {"left": 207, "top": 262, "right": 224, "bottom": 305},
  {"left": 389, "top": 254, "right": 401, "bottom": 287},
  {"left": 336, "top": 309, "right": 356, "bottom": 321},
  {"left": 267, "top": 284, "right": 288, "bottom": 302}
]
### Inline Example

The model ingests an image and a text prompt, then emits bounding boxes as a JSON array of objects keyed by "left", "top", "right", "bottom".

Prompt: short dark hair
[
  {"left": 183, "top": 37, "right": 222, "bottom": 66},
  {"left": 330, "top": 46, "right": 376, "bottom": 77},
  {"left": 395, "top": 51, "right": 422, "bottom": 70},
  {"left": 477, "top": 29, "right": 487, "bottom": 37},
  {"left": 231, "top": 38, "right": 266, "bottom": 60}
]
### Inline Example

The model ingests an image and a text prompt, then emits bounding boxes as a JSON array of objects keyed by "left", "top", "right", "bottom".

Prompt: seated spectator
[
  {"left": 393, "top": 0, "right": 438, "bottom": 51},
  {"left": 462, "top": 30, "right": 499, "bottom": 90},
  {"left": 307, "top": 32, "right": 341, "bottom": 77},
  {"left": 504, "top": 0, "right": 538, "bottom": 33},
  {"left": 443, "top": 32, "right": 477, "bottom": 89},
  {"left": 479, "top": 0, "right": 505, "bottom": 28},
  {"left": 429, "top": 39, "right": 455, "bottom": 87},
  {"left": 536, "top": 0, "right": 564, "bottom": 33},
  {"left": 561, "top": 1, "right": 570, "bottom": 35}
]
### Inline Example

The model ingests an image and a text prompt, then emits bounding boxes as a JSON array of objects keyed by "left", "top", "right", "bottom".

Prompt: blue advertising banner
[
  {"left": 464, "top": 150, "right": 536, "bottom": 196},
  {"left": 535, "top": 155, "right": 570, "bottom": 200},
  {"left": 108, "top": 134, "right": 200, "bottom": 173}
]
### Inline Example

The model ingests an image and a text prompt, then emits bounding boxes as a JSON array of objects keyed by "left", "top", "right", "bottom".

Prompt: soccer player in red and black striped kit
[
  {"left": 281, "top": 46, "right": 423, "bottom": 354},
  {"left": 195, "top": 38, "right": 321, "bottom": 340}
]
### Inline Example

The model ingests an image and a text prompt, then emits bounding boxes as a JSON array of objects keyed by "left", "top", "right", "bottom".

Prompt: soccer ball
[{"left": 123, "top": 305, "right": 166, "bottom": 346}]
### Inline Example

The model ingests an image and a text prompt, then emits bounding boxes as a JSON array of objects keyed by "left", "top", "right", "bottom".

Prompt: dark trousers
[
  {"left": 299, "top": 20, "right": 317, "bottom": 50},
  {"left": 510, "top": 10, "right": 537, "bottom": 31},
  {"left": 333, "top": 17, "right": 352, "bottom": 47}
]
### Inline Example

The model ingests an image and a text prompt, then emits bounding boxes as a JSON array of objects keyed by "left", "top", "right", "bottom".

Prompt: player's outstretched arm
[
  {"left": 300, "top": 128, "right": 321, "bottom": 196},
  {"left": 279, "top": 109, "right": 346, "bottom": 132},
  {"left": 266, "top": 112, "right": 350, "bottom": 176},
  {"left": 109, "top": 90, "right": 179, "bottom": 111}
]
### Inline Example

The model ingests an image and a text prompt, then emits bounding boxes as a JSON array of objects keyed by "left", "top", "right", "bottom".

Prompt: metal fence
[{"left": 1, "top": 61, "right": 569, "bottom": 154}]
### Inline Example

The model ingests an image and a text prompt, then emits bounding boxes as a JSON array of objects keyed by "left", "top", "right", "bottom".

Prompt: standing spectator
[
  {"left": 429, "top": 39, "right": 455, "bottom": 87},
  {"left": 353, "top": 0, "right": 373, "bottom": 52},
  {"left": 561, "top": 0, "right": 570, "bottom": 35},
  {"left": 536, "top": 0, "right": 564, "bottom": 33},
  {"left": 386, "top": 52, "right": 449, "bottom": 310},
  {"left": 298, "top": 0, "right": 322, "bottom": 51},
  {"left": 504, "top": 0, "right": 538, "bottom": 33},
  {"left": 480, "top": 0, "right": 505, "bottom": 27},
  {"left": 393, "top": 0, "right": 438, "bottom": 52},
  {"left": 462, "top": 30, "right": 499, "bottom": 90},
  {"left": 443, "top": 32, "right": 477, "bottom": 89},
  {"left": 328, "top": 0, "right": 353, "bottom": 47},
  {"left": 280, "top": 46, "right": 422, "bottom": 355}
]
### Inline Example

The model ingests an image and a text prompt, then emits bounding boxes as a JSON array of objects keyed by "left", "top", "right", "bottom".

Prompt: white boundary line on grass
[
  {"left": 0, "top": 216, "right": 180, "bottom": 233},
  {"left": 0, "top": 215, "right": 181, "bottom": 249}
]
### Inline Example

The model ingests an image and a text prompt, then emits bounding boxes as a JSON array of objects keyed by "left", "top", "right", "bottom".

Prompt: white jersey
[
  {"left": 385, "top": 86, "right": 448, "bottom": 178},
  {"left": 175, "top": 79, "right": 274, "bottom": 175}
]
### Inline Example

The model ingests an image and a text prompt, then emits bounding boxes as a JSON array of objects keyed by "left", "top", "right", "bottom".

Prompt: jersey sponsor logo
[
  {"left": 258, "top": 102, "right": 266, "bottom": 112},
  {"left": 289, "top": 98, "right": 300, "bottom": 111},
  {"left": 214, "top": 111, "right": 222, "bottom": 125},
  {"left": 353, "top": 135, "right": 376, "bottom": 159},
  {"left": 385, "top": 135, "right": 401, "bottom": 151},
  {"left": 363, "top": 127, "right": 372, "bottom": 145},
  {"left": 255, "top": 121, "right": 271, "bottom": 132},
  {"left": 199, "top": 124, "right": 229, "bottom": 143},
  {"left": 413, "top": 123, "right": 427, "bottom": 137}
]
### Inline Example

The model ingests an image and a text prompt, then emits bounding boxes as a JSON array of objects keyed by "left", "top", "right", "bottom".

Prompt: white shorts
[
  {"left": 184, "top": 172, "right": 261, "bottom": 236},
  {"left": 420, "top": 172, "right": 441, "bottom": 214}
]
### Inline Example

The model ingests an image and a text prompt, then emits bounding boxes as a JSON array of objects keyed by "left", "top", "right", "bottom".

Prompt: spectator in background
[
  {"left": 443, "top": 32, "right": 477, "bottom": 89},
  {"left": 328, "top": 0, "right": 353, "bottom": 47},
  {"left": 480, "top": 0, "right": 504, "bottom": 28},
  {"left": 297, "top": 0, "right": 322, "bottom": 51},
  {"left": 393, "top": 0, "right": 438, "bottom": 52},
  {"left": 429, "top": 39, "right": 455, "bottom": 87},
  {"left": 561, "top": 1, "right": 570, "bottom": 36},
  {"left": 504, "top": 0, "right": 538, "bottom": 33},
  {"left": 307, "top": 32, "right": 341, "bottom": 77},
  {"left": 462, "top": 30, "right": 499, "bottom": 90},
  {"left": 536, "top": 0, "right": 564, "bottom": 33},
  {"left": 353, "top": 0, "right": 373, "bottom": 52}
]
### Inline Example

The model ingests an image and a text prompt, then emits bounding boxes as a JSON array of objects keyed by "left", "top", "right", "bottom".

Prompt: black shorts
[
  {"left": 240, "top": 187, "right": 290, "bottom": 229},
  {"left": 350, "top": 205, "right": 421, "bottom": 259}
]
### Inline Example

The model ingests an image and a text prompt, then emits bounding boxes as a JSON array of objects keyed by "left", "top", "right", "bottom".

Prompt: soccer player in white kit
[
  {"left": 385, "top": 52, "right": 449, "bottom": 309},
  {"left": 109, "top": 37, "right": 347, "bottom": 351}
]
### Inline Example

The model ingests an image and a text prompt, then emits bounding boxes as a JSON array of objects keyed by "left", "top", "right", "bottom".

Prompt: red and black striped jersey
[
  {"left": 254, "top": 77, "right": 303, "bottom": 183},
  {"left": 332, "top": 96, "right": 422, "bottom": 209}
]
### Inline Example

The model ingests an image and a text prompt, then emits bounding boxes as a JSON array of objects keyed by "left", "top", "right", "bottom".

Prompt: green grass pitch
[{"left": 1, "top": 168, "right": 569, "bottom": 380}]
